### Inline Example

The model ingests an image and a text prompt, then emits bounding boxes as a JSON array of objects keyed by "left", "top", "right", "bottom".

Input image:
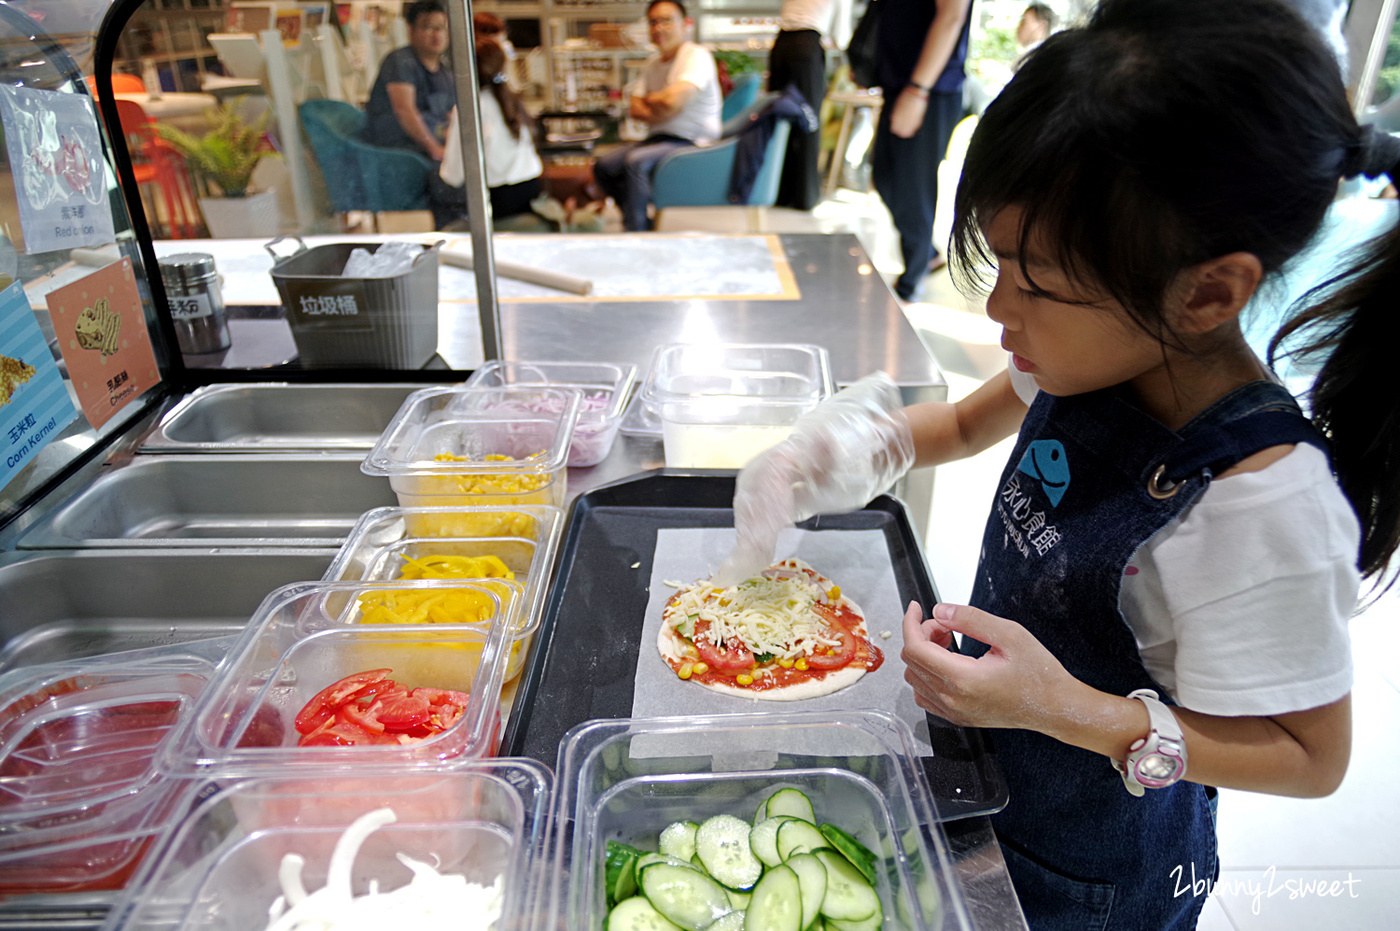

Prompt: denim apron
[{"left": 962, "top": 380, "right": 1328, "bottom": 931}]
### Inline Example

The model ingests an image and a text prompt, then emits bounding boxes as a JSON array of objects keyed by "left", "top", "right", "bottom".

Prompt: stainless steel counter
[
  {"left": 16, "top": 231, "right": 1015, "bottom": 928},
  {"left": 485, "top": 234, "right": 947, "bottom": 403},
  {"left": 143, "top": 232, "right": 945, "bottom": 401}
]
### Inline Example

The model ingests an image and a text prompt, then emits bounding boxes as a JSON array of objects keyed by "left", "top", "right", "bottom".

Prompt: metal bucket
[{"left": 266, "top": 236, "right": 443, "bottom": 369}]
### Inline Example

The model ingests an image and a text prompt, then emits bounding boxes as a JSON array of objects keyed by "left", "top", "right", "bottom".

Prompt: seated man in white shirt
[{"left": 593, "top": 0, "right": 722, "bottom": 230}]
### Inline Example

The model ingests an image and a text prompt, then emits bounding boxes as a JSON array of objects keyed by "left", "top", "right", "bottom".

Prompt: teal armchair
[
  {"left": 652, "top": 120, "right": 791, "bottom": 209},
  {"left": 299, "top": 98, "right": 434, "bottom": 213},
  {"left": 722, "top": 72, "right": 763, "bottom": 123}
]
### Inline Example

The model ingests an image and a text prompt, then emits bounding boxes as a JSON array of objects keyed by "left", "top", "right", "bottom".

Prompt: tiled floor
[{"left": 805, "top": 185, "right": 1400, "bottom": 930}]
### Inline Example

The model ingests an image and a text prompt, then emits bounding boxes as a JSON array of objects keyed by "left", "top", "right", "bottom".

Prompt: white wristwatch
[{"left": 1112, "top": 688, "right": 1188, "bottom": 797}]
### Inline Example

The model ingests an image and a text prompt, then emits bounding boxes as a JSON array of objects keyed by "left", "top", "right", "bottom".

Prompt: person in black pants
[
  {"left": 871, "top": 0, "right": 973, "bottom": 301},
  {"left": 768, "top": 0, "right": 850, "bottom": 210}
]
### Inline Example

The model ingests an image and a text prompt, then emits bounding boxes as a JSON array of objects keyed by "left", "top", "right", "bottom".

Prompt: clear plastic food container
[
  {"left": 551, "top": 709, "right": 973, "bottom": 931},
  {"left": 361, "top": 386, "right": 580, "bottom": 510},
  {"left": 323, "top": 505, "right": 564, "bottom": 685},
  {"left": 633, "top": 343, "right": 834, "bottom": 465},
  {"left": 160, "top": 581, "right": 519, "bottom": 776},
  {"left": 659, "top": 396, "right": 818, "bottom": 468},
  {"left": 0, "top": 639, "right": 230, "bottom": 901},
  {"left": 465, "top": 361, "right": 638, "bottom": 467},
  {"left": 104, "top": 759, "right": 553, "bottom": 931}
]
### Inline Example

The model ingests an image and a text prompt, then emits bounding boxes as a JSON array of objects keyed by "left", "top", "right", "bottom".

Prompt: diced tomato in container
[{"left": 161, "top": 581, "right": 515, "bottom": 777}]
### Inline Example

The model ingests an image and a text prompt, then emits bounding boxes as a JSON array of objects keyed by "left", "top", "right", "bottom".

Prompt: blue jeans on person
[
  {"left": 593, "top": 134, "right": 691, "bottom": 231},
  {"left": 872, "top": 90, "right": 963, "bottom": 300}
]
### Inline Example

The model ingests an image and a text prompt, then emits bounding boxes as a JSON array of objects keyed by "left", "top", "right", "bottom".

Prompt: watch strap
[
  {"left": 1114, "top": 688, "right": 1187, "bottom": 795},
  {"left": 1130, "top": 688, "right": 1183, "bottom": 744}
]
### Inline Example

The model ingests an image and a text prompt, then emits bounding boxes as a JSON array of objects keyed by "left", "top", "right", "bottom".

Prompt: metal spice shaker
[{"left": 158, "top": 253, "right": 230, "bottom": 354}]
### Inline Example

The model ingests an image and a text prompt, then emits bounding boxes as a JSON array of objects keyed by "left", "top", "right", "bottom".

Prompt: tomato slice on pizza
[{"left": 657, "top": 558, "right": 884, "bottom": 700}]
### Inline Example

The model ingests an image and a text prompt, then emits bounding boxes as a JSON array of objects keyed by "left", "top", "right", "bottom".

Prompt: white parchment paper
[{"left": 631, "top": 527, "right": 935, "bottom": 759}]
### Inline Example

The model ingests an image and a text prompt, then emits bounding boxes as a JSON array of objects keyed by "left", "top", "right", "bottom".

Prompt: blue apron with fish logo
[{"left": 961, "top": 379, "right": 1328, "bottom": 931}]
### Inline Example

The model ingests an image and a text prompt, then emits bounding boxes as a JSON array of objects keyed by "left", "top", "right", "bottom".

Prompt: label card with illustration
[
  {"left": 0, "top": 84, "right": 116, "bottom": 254},
  {"left": 0, "top": 281, "right": 78, "bottom": 489},
  {"left": 47, "top": 259, "right": 161, "bottom": 429}
]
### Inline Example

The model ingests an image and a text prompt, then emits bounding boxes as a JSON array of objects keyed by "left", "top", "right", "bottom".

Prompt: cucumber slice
[
  {"left": 784, "top": 852, "right": 829, "bottom": 930},
  {"left": 613, "top": 864, "right": 639, "bottom": 911},
  {"left": 763, "top": 787, "right": 816, "bottom": 824},
  {"left": 606, "top": 841, "right": 644, "bottom": 907},
  {"left": 775, "top": 819, "right": 828, "bottom": 861},
  {"left": 827, "top": 911, "right": 884, "bottom": 931},
  {"left": 814, "top": 850, "right": 880, "bottom": 922},
  {"left": 818, "top": 824, "right": 878, "bottom": 885},
  {"left": 707, "top": 911, "right": 746, "bottom": 931},
  {"left": 635, "top": 853, "right": 700, "bottom": 873},
  {"left": 746, "top": 864, "right": 804, "bottom": 931},
  {"left": 695, "top": 814, "right": 763, "bottom": 890},
  {"left": 660, "top": 821, "right": 700, "bottom": 862},
  {"left": 637, "top": 863, "right": 732, "bottom": 931},
  {"left": 749, "top": 816, "right": 796, "bottom": 868},
  {"left": 725, "top": 887, "right": 751, "bottom": 910},
  {"left": 606, "top": 896, "right": 685, "bottom": 931}
]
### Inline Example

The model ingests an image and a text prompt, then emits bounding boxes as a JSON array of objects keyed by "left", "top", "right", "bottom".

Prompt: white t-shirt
[
  {"left": 438, "top": 94, "right": 543, "bottom": 189},
  {"left": 638, "top": 41, "right": 722, "bottom": 145},
  {"left": 1007, "top": 363, "right": 1358, "bottom": 717},
  {"left": 779, "top": 0, "right": 854, "bottom": 48}
]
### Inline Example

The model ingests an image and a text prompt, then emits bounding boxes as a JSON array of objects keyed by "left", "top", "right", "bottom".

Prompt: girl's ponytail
[{"left": 1272, "top": 129, "right": 1400, "bottom": 585}]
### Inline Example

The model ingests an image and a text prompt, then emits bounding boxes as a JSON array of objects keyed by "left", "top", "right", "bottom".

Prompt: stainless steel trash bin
[{"left": 267, "top": 236, "right": 443, "bottom": 369}]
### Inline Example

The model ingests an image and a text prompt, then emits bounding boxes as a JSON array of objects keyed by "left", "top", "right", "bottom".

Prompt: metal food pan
[
  {"left": 15, "top": 455, "right": 399, "bottom": 549},
  {"left": 138, "top": 383, "right": 422, "bottom": 453},
  {"left": 0, "top": 549, "right": 338, "bottom": 672}
]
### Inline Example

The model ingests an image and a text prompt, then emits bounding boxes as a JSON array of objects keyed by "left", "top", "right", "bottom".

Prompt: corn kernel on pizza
[{"left": 657, "top": 558, "right": 884, "bottom": 700}]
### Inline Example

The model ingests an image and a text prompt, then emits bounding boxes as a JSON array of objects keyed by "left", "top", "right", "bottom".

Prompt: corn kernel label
[
  {"left": 0, "top": 84, "right": 115, "bottom": 254},
  {"left": 46, "top": 259, "right": 161, "bottom": 429},
  {"left": 0, "top": 280, "right": 78, "bottom": 489}
]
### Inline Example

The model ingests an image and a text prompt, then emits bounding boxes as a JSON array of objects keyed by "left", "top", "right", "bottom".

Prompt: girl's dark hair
[
  {"left": 951, "top": 0, "right": 1400, "bottom": 581},
  {"left": 476, "top": 39, "right": 529, "bottom": 141}
]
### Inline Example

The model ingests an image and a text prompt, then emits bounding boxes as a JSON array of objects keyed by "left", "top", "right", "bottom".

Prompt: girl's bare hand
[{"left": 900, "top": 601, "right": 1082, "bottom": 731}]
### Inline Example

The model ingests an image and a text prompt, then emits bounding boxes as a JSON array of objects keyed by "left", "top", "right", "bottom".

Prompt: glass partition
[
  {"left": 0, "top": 0, "right": 173, "bottom": 525},
  {"left": 92, "top": 0, "right": 501, "bottom": 377}
]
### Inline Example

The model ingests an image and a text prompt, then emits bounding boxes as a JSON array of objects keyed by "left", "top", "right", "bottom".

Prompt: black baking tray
[{"left": 502, "top": 471, "right": 1008, "bottom": 821}]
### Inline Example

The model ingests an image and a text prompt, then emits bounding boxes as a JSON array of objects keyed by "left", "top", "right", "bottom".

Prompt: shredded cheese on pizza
[{"left": 664, "top": 569, "right": 843, "bottom": 660}]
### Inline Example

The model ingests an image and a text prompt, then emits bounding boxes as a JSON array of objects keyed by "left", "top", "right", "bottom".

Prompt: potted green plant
[{"left": 158, "top": 100, "right": 281, "bottom": 238}]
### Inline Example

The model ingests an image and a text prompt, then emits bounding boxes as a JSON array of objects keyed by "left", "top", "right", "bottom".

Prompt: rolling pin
[{"left": 439, "top": 247, "right": 594, "bottom": 296}]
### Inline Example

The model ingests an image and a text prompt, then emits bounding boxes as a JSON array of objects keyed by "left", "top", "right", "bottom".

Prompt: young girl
[{"left": 720, "top": 1, "right": 1400, "bottom": 927}]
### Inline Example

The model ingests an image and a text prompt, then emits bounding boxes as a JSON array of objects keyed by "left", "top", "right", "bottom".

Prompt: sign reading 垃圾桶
[
  {"left": 0, "top": 84, "right": 116, "bottom": 254},
  {"left": 0, "top": 281, "right": 78, "bottom": 490}
]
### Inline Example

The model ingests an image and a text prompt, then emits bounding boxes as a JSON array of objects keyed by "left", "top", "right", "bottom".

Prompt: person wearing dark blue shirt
[
  {"left": 870, "top": 0, "right": 973, "bottom": 301},
  {"left": 364, "top": 0, "right": 455, "bottom": 160}
]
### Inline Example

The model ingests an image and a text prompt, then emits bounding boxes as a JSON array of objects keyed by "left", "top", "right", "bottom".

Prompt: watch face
[{"left": 1136, "top": 752, "right": 1185, "bottom": 785}]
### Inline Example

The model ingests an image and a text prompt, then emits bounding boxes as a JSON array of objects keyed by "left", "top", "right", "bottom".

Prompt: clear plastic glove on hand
[{"left": 713, "top": 371, "right": 915, "bottom": 586}]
